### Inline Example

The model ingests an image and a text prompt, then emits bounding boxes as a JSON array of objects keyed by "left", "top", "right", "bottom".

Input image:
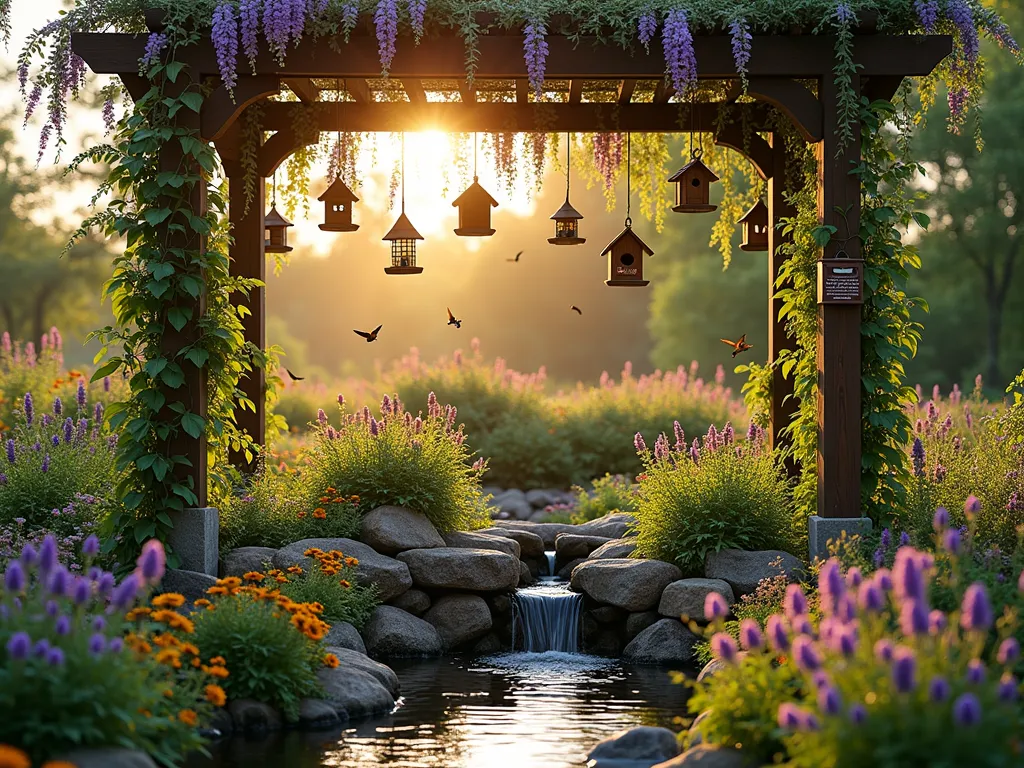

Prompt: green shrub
[
  {"left": 632, "top": 424, "right": 800, "bottom": 576},
  {"left": 302, "top": 393, "right": 491, "bottom": 533},
  {"left": 569, "top": 473, "right": 638, "bottom": 524},
  {"left": 270, "top": 547, "right": 379, "bottom": 630}
]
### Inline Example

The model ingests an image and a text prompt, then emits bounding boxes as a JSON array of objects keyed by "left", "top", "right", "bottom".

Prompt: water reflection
[{"left": 189, "top": 652, "right": 693, "bottom": 768}]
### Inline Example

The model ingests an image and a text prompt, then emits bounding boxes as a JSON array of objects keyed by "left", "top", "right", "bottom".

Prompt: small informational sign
[
  {"left": 817, "top": 260, "right": 865, "bottom": 305},
  {"left": 615, "top": 266, "right": 638, "bottom": 276}
]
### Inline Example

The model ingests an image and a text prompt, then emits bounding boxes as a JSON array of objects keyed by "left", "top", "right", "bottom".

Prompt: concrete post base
[
  {"left": 808, "top": 515, "right": 873, "bottom": 561},
  {"left": 167, "top": 507, "right": 219, "bottom": 576}
]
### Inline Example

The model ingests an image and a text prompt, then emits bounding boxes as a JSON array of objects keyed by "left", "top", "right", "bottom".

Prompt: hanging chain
[
  {"left": 271, "top": 173, "right": 276, "bottom": 206},
  {"left": 401, "top": 132, "right": 405, "bottom": 212},
  {"left": 625, "top": 132, "right": 632, "bottom": 228},
  {"left": 566, "top": 132, "right": 571, "bottom": 198},
  {"left": 336, "top": 78, "right": 342, "bottom": 180},
  {"left": 473, "top": 132, "right": 478, "bottom": 181}
]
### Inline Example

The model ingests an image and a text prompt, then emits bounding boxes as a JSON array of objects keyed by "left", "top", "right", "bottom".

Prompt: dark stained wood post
[
  {"left": 767, "top": 133, "right": 799, "bottom": 475},
  {"left": 816, "top": 74, "right": 863, "bottom": 518}
]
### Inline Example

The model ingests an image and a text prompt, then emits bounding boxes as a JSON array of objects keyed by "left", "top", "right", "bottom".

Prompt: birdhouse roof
[
  {"left": 667, "top": 157, "right": 720, "bottom": 183},
  {"left": 601, "top": 225, "right": 654, "bottom": 257},
  {"left": 739, "top": 199, "right": 769, "bottom": 223},
  {"left": 318, "top": 178, "right": 360, "bottom": 203},
  {"left": 550, "top": 197, "right": 584, "bottom": 221},
  {"left": 264, "top": 205, "right": 293, "bottom": 228},
  {"left": 382, "top": 211, "right": 424, "bottom": 241},
  {"left": 452, "top": 178, "right": 499, "bottom": 208}
]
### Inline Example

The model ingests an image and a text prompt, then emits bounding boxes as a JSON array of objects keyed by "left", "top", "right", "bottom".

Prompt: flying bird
[
  {"left": 285, "top": 369, "right": 304, "bottom": 381},
  {"left": 570, "top": 305, "right": 583, "bottom": 315},
  {"left": 447, "top": 308, "right": 462, "bottom": 329},
  {"left": 353, "top": 324, "right": 383, "bottom": 343},
  {"left": 507, "top": 251, "right": 524, "bottom": 263},
  {"left": 720, "top": 334, "right": 753, "bottom": 358}
]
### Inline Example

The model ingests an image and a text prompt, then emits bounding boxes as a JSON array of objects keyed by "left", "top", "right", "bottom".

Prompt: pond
[{"left": 188, "top": 651, "right": 693, "bottom": 768}]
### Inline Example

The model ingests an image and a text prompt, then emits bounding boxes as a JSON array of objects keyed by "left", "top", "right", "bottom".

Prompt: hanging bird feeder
[
  {"left": 452, "top": 134, "right": 499, "bottom": 237},
  {"left": 383, "top": 133, "right": 424, "bottom": 274},
  {"left": 668, "top": 149, "right": 719, "bottom": 214},
  {"left": 264, "top": 207, "right": 293, "bottom": 254},
  {"left": 548, "top": 133, "right": 586, "bottom": 245},
  {"left": 318, "top": 178, "right": 360, "bottom": 232},
  {"left": 604, "top": 133, "right": 653, "bottom": 287},
  {"left": 739, "top": 199, "right": 770, "bottom": 252}
]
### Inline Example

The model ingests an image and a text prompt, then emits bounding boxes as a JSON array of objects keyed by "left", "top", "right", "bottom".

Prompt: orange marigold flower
[
  {"left": 209, "top": 656, "right": 227, "bottom": 666},
  {"left": 155, "top": 649, "right": 182, "bottom": 668},
  {"left": 313, "top": 510, "right": 326, "bottom": 520},
  {"left": 206, "top": 585, "right": 229, "bottom": 596},
  {"left": 339, "top": 580, "right": 351, "bottom": 588},
  {"left": 194, "top": 598, "right": 212, "bottom": 608},
  {"left": 151, "top": 593, "right": 186, "bottom": 608},
  {"left": 217, "top": 577, "right": 242, "bottom": 588},
  {"left": 138, "top": 709, "right": 152, "bottom": 718},
  {"left": 350, "top": 495, "right": 360, "bottom": 502},
  {"left": 287, "top": 566, "right": 304, "bottom": 575},
  {"left": 319, "top": 497, "right": 330, "bottom": 503},
  {"left": 325, "top": 486, "right": 336, "bottom": 494},
  {"left": 242, "top": 571, "right": 265, "bottom": 582},
  {"left": 152, "top": 633, "right": 181, "bottom": 648},
  {"left": 275, "top": 575, "right": 288, "bottom": 583},
  {"left": 332, "top": 497, "right": 344, "bottom": 503},
  {"left": 297, "top": 512, "right": 307, "bottom": 519},
  {"left": 191, "top": 657, "right": 202, "bottom": 668},
  {"left": 0, "top": 744, "right": 30, "bottom": 768},
  {"left": 205, "top": 684, "right": 227, "bottom": 707},
  {"left": 303, "top": 548, "right": 324, "bottom": 557},
  {"left": 323, "top": 653, "right": 340, "bottom": 669},
  {"left": 163, "top": 689, "right": 174, "bottom": 699},
  {"left": 207, "top": 666, "right": 230, "bottom": 679},
  {"left": 125, "top": 607, "right": 152, "bottom": 620},
  {"left": 180, "top": 643, "right": 200, "bottom": 657},
  {"left": 344, "top": 557, "right": 359, "bottom": 567},
  {"left": 178, "top": 709, "right": 198, "bottom": 727},
  {"left": 266, "top": 569, "right": 283, "bottom": 577}
]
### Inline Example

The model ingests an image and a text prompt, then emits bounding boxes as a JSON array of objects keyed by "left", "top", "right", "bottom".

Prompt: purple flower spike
[
  {"left": 965, "top": 495, "right": 981, "bottom": 518},
  {"left": 4, "top": 560, "right": 25, "bottom": 592},
  {"left": 633, "top": 432, "right": 647, "bottom": 454},
  {"left": 960, "top": 583, "right": 993, "bottom": 632},
  {"left": 952, "top": 692, "right": 981, "bottom": 727},
  {"left": 6, "top": 632, "right": 31, "bottom": 660},
  {"left": 141, "top": 32, "right": 168, "bottom": 69},
  {"left": 929, "top": 676, "right": 951, "bottom": 702},
  {"left": 39, "top": 535, "right": 58, "bottom": 573},
  {"left": 848, "top": 703, "right": 867, "bottom": 725},
  {"left": 20, "top": 543, "right": 37, "bottom": 566},
  {"left": 943, "top": 528, "right": 962, "bottom": 555},
  {"left": 108, "top": 637, "right": 124, "bottom": 653},
  {"left": 793, "top": 636, "right": 822, "bottom": 672},
  {"left": 23, "top": 392, "right": 33, "bottom": 426},
  {"left": 818, "top": 558, "right": 845, "bottom": 615},
  {"left": 818, "top": 685, "right": 842, "bottom": 716},
  {"left": 915, "top": 0, "right": 939, "bottom": 33},
  {"left": 784, "top": 584, "right": 808, "bottom": 620},
  {"left": 874, "top": 638, "right": 894, "bottom": 663},
  {"left": 97, "top": 572, "right": 115, "bottom": 596},
  {"left": 374, "top": 0, "right": 399, "bottom": 75},
  {"left": 45, "top": 647, "right": 65, "bottom": 667},
  {"left": 212, "top": 2, "right": 239, "bottom": 92},
  {"left": 928, "top": 609, "right": 947, "bottom": 635},
  {"left": 53, "top": 396, "right": 62, "bottom": 416},
  {"left": 729, "top": 18, "right": 752, "bottom": 84},
  {"left": 32, "top": 639, "right": 50, "bottom": 658},
  {"left": 997, "top": 638, "right": 1020, "bottom": 666},
  {"left": 858, "top": 580, "right": 885, "bottom": 613},
  {"left": 48, "top": 567, "right": 70, "bottom": 597},
  {"left": 82, "top": 535, "right": 100, "bottom": 557},
  {"left": 766, "top": 615, "right": 789, "bottom": 651},
  {"left": 893, "top": 548, "right": 926, "bottom": 603},
  {"left": 111, "top": 573, "right": 140, "bottom": 610},
  {"left": 892, "top": 646, "right": 917, "bottom": 693},
  {"left": 966, "top": 659, "right": 986, "bottom": 685},
  {"left": 933, "top": 506, "right": 949, "bottom": 531},
  {"left": 710, "top": 632, "right": 738, "bottom": 663},
  {"left": 998, "top": 673, "right": 1018, "bottom": 703},
  {"left": 138, "top": 539, "right": 166, "bottom": 583},
  {"left": 638, "top": 10, "right": 658, "bottom": 52},
  {"left": 89, "top": 633, "right": 106, "bottom": 656},
  {"left": 317, "top": 408, "right": 328, "bottom": 425},
  {"left": 77, "top": 378, "right": 87, "bottom": 410},
  {"left": 845, "top": 567, "right": 863, "bottom": 589},
  {"left": 523, "top": 20, "right": 549, "bottom": 99},
  {"left": 739, "top": 619, "right": 763, "bottom": 651},
  {"left": 72, "top": 578, "right": 91, "bottom": 605},
  {"left": 911, "top": 437, "right": 925, "bottom": 476},
  {"left": 55, "top": 615, "right": 71, "bottom": 635},
  {"left": 704, "top": 592, "right": 729, "bottom": 621},
  {"left": 663, "top": 8, "right": 697, "bottom": 95},
  {"left": 777, "top": 702, "right": 801, "bottom": 729}
]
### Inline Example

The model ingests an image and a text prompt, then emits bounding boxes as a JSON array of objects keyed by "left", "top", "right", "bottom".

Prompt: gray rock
[
  {"left": 490, "top": 594, "right": 512, "bottom": 614},
  {"left": 519, "top": 560, "right": 537, "bottom": 587},
  {"left": 622, "top": 619, "right": 701, "bottom": 666},
  {"left": 360, "top": 506, "right": 445, "bottom": 555},
  {"left": 526, "top": 488, "right": 560, "bottom": 508},
  {"left": 423, "top": 594, "right": 493, "bottom": 649},
  {"left": 556, "top": 533, "right": 613, "bottom": 561},
  {"left": 159, "top": 568, "right": 217, "bottom": 603},
  {"left": 477, "top": 527, "right": 545, "bottom": 559},
  {"left": 489, "top": 520, "right": 577, "bottom": 549},
  {"left": 473, "top": 632, "right": 503, "bottom": 655},
  {"left": 389, "top": 588, "right": 431, "bottom": 617},
  {"left": 273, "top": 538, "right": 412, "bottom": 602},
  {"left": 443, "top": 530, "right": 521, "bottom": 559},
  {"left": 704, "top": 549, "right": 805, "bottom": 597},
  {"left": 317, "top": 666, "right": 395, "bottom": 720},
  {"left": 571, "top": 559, "right": 683, "bottom": 612},
  {"left": 626, "top": 610, "right": 661, "bottom": 640},
  {"left": 576, "top": 512, "right": 637, "bottom": 540},
  {"left": 397, "top": 548, "right": 519, "bottom": 592},
  {"left": 324, "top": 621, "right": 366, "bottom": 654},
  {"left": 58, "top": 748, "right": 158, "bottom": 768},
  {"left": 653, "top": 745, "right": 752, "bottom": 768},
  {"left": 529, "top": 510, "right": 554, "bottom": 523},
  {"left": 583, "top": 628, "right": 623, "bottom": 657},
  {"left": 588, "top": 726, "right": 681, "bottom": 765},
  {"left": 222, "top": 546, "right": 278, "bottom": 578},
  {"left": 658, "top": 579, "right": 736, "bottom": 621},
  {"left": 298, "top": 698, "right": 342, "bottom": 729},
  {"left": 687, "top": 710, "right": 712, "bottom": 748},
  {"left": 590, "top": 605, "right": 627, "bottom": 624},
  {"left": 363, "top": 605, "right": 443, "bottom": 659},
  {"left": 557, "top": 557, "right": 587, "bottom": 581},
  {"left": 325, "top": 646, "right": 400, "bottom": 696},
  {"left": 589, "top": 538, "right": 638, "bottom": 560},
  {"left": 493, "top": 489, "right": 533, "bottom": 520},
  {"left": 482, "top": 485, "right": 504, "bottom": 499},
  {"left": 227, "top": 699, "right": 282, "bottom": 732}
]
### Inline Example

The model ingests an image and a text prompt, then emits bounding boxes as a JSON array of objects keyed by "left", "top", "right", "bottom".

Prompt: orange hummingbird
[{"left": 720, "top": 334, "right": 753, "bottom": 358}]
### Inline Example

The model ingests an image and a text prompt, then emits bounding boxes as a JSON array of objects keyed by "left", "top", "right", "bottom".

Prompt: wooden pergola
[{"left": 72, "top": 23, "right": 952, "bottom": 523}]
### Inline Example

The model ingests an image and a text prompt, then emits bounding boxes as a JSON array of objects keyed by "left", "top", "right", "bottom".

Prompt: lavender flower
[
  {"left": 72, "top": 578, "right": 91, "bottom": 605},
  {"left": 108, "top": 637, "right": 124, "bottom": 653},
  {"left": 777, "top": 702, "right": 802, "bottom": 729},
  {"left": 881, "top": 528, "right": 892, "bottom": 550},
  {"left": 689, "top": 438, "right": 700, "bottom": 463},
  {"left": 900, "top": 531, "right": 911, "bottom": 546},
  {"left": 965, "top": 495, "right": 981, "bottom": 518},
  {"left": 375, "top": 0, "right": 399, "bottom": 75},
  {"left": 20, "top": 543, "right": 37, "bottom": 566},
  {"left": 141, "top": 32, "right": 168, "bottom": 69},
  {"left": 784, "top": 584, "right": 808, "bottom": 620},
  {"left": 369, "top": 416, "right": 380, "bottom": 437},
  {"left": 997, "top": 638, "right": 1020, "bottom": 666},
  {"left": 63, "top": 417, "right": 73, "bottom": 444},
  {"left": 103, "top": 375, "right": 111, "bottom": 393},
  {"left": 893, "top": 548, "right": 926, "bottom": 602},
  {"left": 793, "top": 636, "right": 822, "bottom": 672},
  {"left": 523, "top": 20, "right": 549, "bottom": 99},
  {"left": 933, "top": 506, "right": 949, "bottom": 531},
  {"left": 23, "top": 391, "right": 33, "bottom": 426},
  {"left": 846, "top": 567, "right": 863, "bottom": 588},
  {"left": 900, "top": 599, "right": 929, "bottom": 636},
  {"left": 729, "top": 17, "right": 752, "bottom": 86},
  {"left": 32, "top": 639, "right": 50, "bottom": 659},
  {"left": 110, "top": 573, "right": 140, "bottom": 610},
  {"left": 53, "top": 396, "right": 62, "bottom": 416},
  {"left": 46, "top": 647, "right": 65, "bottom": 666},
  {"left": 911, "top": 437, "right": 925, "bottom": 476},
  {"left": 408, "top": 0, "right": 426, "bottom": 42},
  {"left": 915, "top": 0, "right": 939, "bottom": 33},
  {"left": 858, "top": 580, "right": 885, "bottom": 613},
  {"left": 874, "top": 638, "right": 895, "bottom": 662},
  {"left": 6, "top": 632, "right": 31, "bottom": 661},
  {"left": 317, "top": 408, "right": 328, "bottom": 425},
  {"left": 710, "top": 632, "right": 738, "bottom": 663},
  {"left": 960, "top": 583, "right": 993, "bottom": 632},
  {"left": 653, "top": 433, "right": 670, "bottom": 461},
  {"left": 88, "top": 633, "right": 106, "bottom": 656},
  {"left": 848, "top": 703, "right": 867, "bottom": 725},
  {"left": 39, "top": 535, "right": 58, "bottom": 573},
  {"left": 929, "top": 676, "right": 951, "bottom": 702},
  {"left": 139, "top": 539, "right": 166, "bottom": 583},
  {"left": 633, "top": 432, "right": 647, "bottom": 454},
  {"left": 97, "top": 572, "right": 115, "bottom": 596},
  {"left": 818, "top": 558, "right": 845, "bottom": 615},
  {"left": 766, "top": 615, "right": 789, "bottom": 651},
  {"left": 663, "top": 8, "right": 697, "bottom": 95},
  {"left": 892, "top": 646, "right": 917, "bottom": 693},
  {"left": 49, "top": 567, "right": 69, "bottom": 597},
  {"left": 943, "top": 528, "right": 962, "bottom": 555},
  {"left": 41, "top": 454, "right": 50, "bottom": 473},
  {"left": 4, "top": 560, "right": 25, "bottom": 592},
  {"left": 929, "top": 609, "right": 947, "bottom": 634},
  {"left": 55, "top": 616, "right": 71, "bottom": 635},
  {"left": 818, "top": 685, "right": 842, "bottom": 716},
  {"left": 965, "top": 658, "right": 986, "bottom": 685},
  {"left": 952, "top": 692, "right": 981, "bottom": 726},
  {"left": 739, "top": 619, "right": 763, "bottom": 650},
  {"left": 673, "top": 420, "right": 685, "bottom": 451}
]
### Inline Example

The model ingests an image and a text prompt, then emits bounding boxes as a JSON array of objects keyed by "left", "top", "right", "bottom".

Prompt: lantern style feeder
[
  {"left": 383, "top": 133, "right": 424, "bottom": 274},
  {"left": 264, "top": 205, "right": 293, "bottom": 254},
  {"left": 548, "top": 133, "right": 586, "bottom": 245},
  {"left": 739, "top": 199, "right": 770, "bottom": 252},
  {"left": 604, "top": 134, "right": 653, "bottom": 287},
  {"left": 318, "top": 178, "right": 360, "bottom": 232},
  {"left": 452, "top": 134, "right": 499, "bottom": 237},
  {"left": 668, "top": 149, "right": 720, "bottom": 214}
]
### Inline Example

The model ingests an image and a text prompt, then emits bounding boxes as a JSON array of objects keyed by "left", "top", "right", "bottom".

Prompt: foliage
[
  {"left": 302, "top": 392, "right": 491, "bottom": 533},
  {"left": 0, "top": 536, "right": 221, "bottom": 766},
  {"left": 189, "top": 575, "right": 331, "bottom": 722},
  {"left": 631, "top": 423, "right": 800, "bottom": 576},
  {"left": 567, "top": 473, "right": 638, "bottom": 525},
  {"left": 269, "top": 546, "right": 378, "bottom": 630}
]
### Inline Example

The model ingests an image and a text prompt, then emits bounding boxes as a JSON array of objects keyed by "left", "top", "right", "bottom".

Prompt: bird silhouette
[
  {"left": 570, "top": 305, "right": 583, "bottom": 315},
  {"left": 285, "top": 369, "right": 304, "bottom": 381},
  {"left": 720, "top": 334, "right": 753, "bottom": 357},
  {"left": 447, "top": 308, "right": 462, "bottom": 329},
  {"left": 507, "top": 251, "right": 524, "bottom": 263},
  {"left": 353, "top": 324, "right": 383, "bottom": 343}
]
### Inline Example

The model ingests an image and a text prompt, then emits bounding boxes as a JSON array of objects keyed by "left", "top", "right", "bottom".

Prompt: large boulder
[
  {"left": 363, "top": 606, "right": 443, "bottom": 659},
  {"left": 273, "top": 538, "right": 412, "bottom": 602},
  {"left": 159, "top": 569, "right": 217, "bottom": 604},
  {"left": 587, "top": 726, "right": 681, "bottom": 767},
  {"left": 557, "top": 557, "right": 587, "bottom": 581},
  {"left": 658, "top": 579, "right": 736, "bottom": 621},
  {"left": 525, "top": 488, "right": 561, "bottom": 508},
  {"left": 492, "top": 489, "right": 533, "bottom": 520},
  {"left": 443, "top": 531, "right": 521, "bottom": 559},
  {"left": 704, "top": 549, "right": 805, "bottom": 597},
  {"left": 489, "top": 520, "right": 577, "bottom": 549},
  {"left": 589, "top": 538, "right": 638, "bottom": 560},
  {"left": 576, "top": 512, "right": 637, "bottom": 540},
  {"left": 360, "top": 506, "right": 445, "bottom": 554},
  {"left": 324, "top": 621, "right": 366, "bottom": 655},
  {"left": 423, "top": 594, "right": 493, "bottom": 649},
  {"left": 556, "top": 533, "right": 613, "bottom": 562},
  {"left": 519, "top": 560, "right": 537, "bottom": 587},
  {"left": 222, "top": 546, "right": 278, "bottom": 578},
  {"left": 397, "top": 548, "right": 519, "bottom": 592},
  {"left": 477, "top": 527, "right": 545, "bottom": 559},
  {"left": 626, "top": 610, "right": 661, "bottom": 641},
  {"left": 653, "top": 745, "right": 752, "bottom": 767},
  {"left": 297, "top": 698, "right": 341, "bottom": 729},
  {"left": 227, "top": 699, "right": 282, "bottom": 732},
  {"left": 388, "top": 588, "right": 431, "bottom": 617},
  {"left": 317, "top": 666, "right": 395, "bottom": 720},
  {"left": 622, "top": 619, "right": 701, "bottom": 666},
  {"left": 571, "top": 559, "right": 682, "bottom": 612},
  {"left": 327, "top": 646, "right": 400, "bottom": 696}
]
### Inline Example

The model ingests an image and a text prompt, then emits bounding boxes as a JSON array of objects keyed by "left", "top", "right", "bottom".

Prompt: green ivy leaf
[
  {"left": 180, "top": 91, "right": 204, "bottom": 113},
  {"left": 167, "top": 306, "right": 192, "bottom": 331},
  {"left": 90, "top": 360, "right": 122, "bottom": 382},
  {"left": 181, "top": 412, "right": 205, "bottom": 439}
]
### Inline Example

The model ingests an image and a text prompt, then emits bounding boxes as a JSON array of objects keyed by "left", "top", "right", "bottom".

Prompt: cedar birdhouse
[
  {"left": 548, "top": 198, "right": 586, "bottom": 245},
  {"left": 452, "top": 177, "right": 498, "bottom": 237},
  {"left": 318, "top": 178, "right": 360, "bottom": 232},
  {"left": 602, "top": 224, "right": 653, "bottom": 287},
  {"left": 382, "top": 212, "right": 424, "bottom": 274},
  {"left": 668, "top": 157, "right": 719, "bottom": 213},
  {"left": 264, "top": 206, "right": 293, "bottom": 253},
  {"left": 739, "top": 200, "right": 770, "bottom": 252}
]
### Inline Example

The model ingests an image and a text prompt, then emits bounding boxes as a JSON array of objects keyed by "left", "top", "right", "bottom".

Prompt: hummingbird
[
  {"left": 507, "top": 251, "right": 524, "bottom": 263},
  {"left": 353, "top": 324, "right": 383, "bottom": 343},
  {"left": 447, "top": 308, "right": 462, "bottom": 329},
  {"left": 720, "top": 334, "right": 753, "bottom": 358},
  {"left": 285, "top": 369, "right": 304, "bottom": 381},
  {"left": 570, "top": 305, "right": 583, "bottom": 315}
]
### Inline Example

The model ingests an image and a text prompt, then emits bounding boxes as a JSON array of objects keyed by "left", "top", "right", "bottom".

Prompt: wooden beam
[
  {"left": 714, "top": 125, "right": 772, "bottom": 180},
  {"left": 403, "top": 78, "right": 426, "bottom": 102},
  {"left": 653, "top": 81, "right": 675, "bottom": 104},
  {"left": 617, "top": 79, "right": 637, "bottom": 105},
  {"left": 119, "top": 74, "right": 149, "bottom": 101},
  {"left": 515, "top": 78, "right": 529, "bottom": 103},
  {"left": 747, "top": 78, "right": 823, "bottom": 142},
  {"left": 568, "top": 79, "right": 583, "bottom": 104},
  {"left": 347, "top": 78, "right": 372, "bottom": 102},
  {"left": 458, "top": 82, "right": 476, "bottom": 103},
  {"left": 257, "top": 128, "right": 320, "bottom": 176},
  {"left": 863, "top": 75, "right": 905, "bottom": 102},
  {"left": 283, "top": 77, "right": 318, "bottom": 103},
  {"left": 201, "top": 76, "right": 281, "bottom": 142},
  {"left": 73, "top": 33, "right": 954, "bottom": 80}
]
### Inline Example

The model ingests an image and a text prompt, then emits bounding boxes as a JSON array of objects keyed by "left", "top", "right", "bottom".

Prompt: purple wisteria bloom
[
  {"left": 341, "top": 1, "right": 359, "bottom": 39},
  {"left": 262, "top": 0, "right": 292, "bottom": 65},
  {"left": 638, "top": 9, "right": 658, "bottom": 52},
  {"left": 663, "top": 8, "right": 697, "bottom": 95},
  {"left": 947, "top": 0, "right": 980, "bottom": 67},
  {"left": 835, "top": 3, "right": 854, "bottom": 25},
  {"left": 408, "top": 0, "right": 427, "bottom": 42},
  {"left": 211, "top": 3, "right": 239, "bottom": 92},
  {"left": 915, "top": 0, "right": 939, "bottom": 33},
  {"left": 729, "top": 18, "right": 752, "bottom": 85},
  {"left": 141, "top": 32, "right": 168, "bottom": 69},
  {"left": 953, "top": 692, "right": 981, "bottom": 726},
  {"left": 239, "top": 0, "right": 261, "bottom": 71},
  {"left": 102, "top": 96, "right": 116, "bottom": 134},
  {"left": 523, "top": 20, "right": 549, "bottom": 99},
  {"left": 375, "top": 0, "right": 399, "bottom": 75},
  {"left": 960, "top": 583, "right": 993, "bottom": 632}
]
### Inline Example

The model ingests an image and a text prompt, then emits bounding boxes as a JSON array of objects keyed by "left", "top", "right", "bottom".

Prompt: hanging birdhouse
[
  {"left": 668, "top": 156, "right": 719, "bottom": 214},
  {"left": 264, "top": 206, "right": 293, "bottom": 253},
  {"left": 452, "top": 177, "right": 499, "bottom": 237},
  {"left": 602, "top": 223, "right": 653, "bottom": 287},
  {"left": 318, "top": 178, "right": 360, "bottom": 232},
  {"left": 739, "top": 200, "right": 770, "bottom": 252},
  {"left": 548, "top": 198, "right": 586, "bottom": 245},
  {"left": 382, "top": 212, "right": 424, "bottom": 274}
]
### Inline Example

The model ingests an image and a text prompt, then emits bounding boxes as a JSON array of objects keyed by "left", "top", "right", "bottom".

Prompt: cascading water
[
  {"left": 544, "top": 549, "right": 556, "bottom": 577},
  {"left": 511, "top": 583, "right": 583, "bottom": 653}
]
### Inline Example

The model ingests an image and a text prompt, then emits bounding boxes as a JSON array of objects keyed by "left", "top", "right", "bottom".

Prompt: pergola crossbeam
[
  {"left": 403, "top": 78, "right": 426, "bottom": 102},
  {"left": 284, "top": 77, "right": 318, "bottom": 103},
  {"left": 617, "top": 79, "right": 637, "bottom": 104}
]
